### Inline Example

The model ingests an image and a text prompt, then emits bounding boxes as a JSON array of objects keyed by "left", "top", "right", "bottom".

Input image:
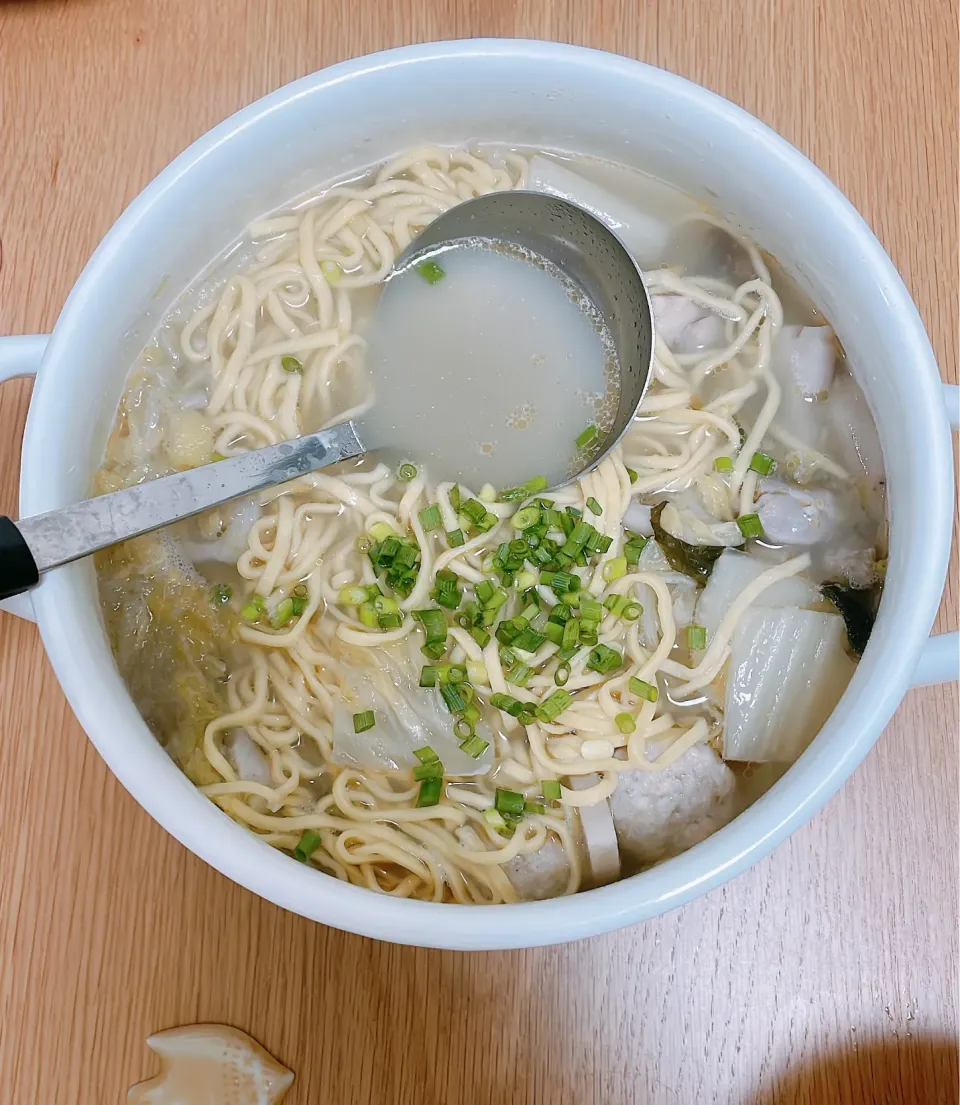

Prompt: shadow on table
[{"left": 748, "top": 1034, "right": 959, "bottom": 1105}]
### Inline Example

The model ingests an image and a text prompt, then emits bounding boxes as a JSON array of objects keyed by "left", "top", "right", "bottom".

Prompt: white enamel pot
[{"left": 1, "top": 40, "right": 957, "bottom": 950}]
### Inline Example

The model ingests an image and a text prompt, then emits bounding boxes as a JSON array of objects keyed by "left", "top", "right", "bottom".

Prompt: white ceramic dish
[{"left": 1, "top": 40, "right": 957, "bottom": 950}]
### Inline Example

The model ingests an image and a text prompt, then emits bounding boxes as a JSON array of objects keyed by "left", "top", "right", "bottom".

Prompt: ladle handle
[{"left": 0, "top": 420, "right": 365, "bottom": 600}]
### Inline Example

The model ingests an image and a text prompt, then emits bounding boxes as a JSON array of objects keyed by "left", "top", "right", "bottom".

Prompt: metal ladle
[{"left": 0, "top": 192, "right": 654, "bottom": 601}]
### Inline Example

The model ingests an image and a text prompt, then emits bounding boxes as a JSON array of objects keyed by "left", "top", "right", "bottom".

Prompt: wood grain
[{"left": 0, "top": 3, "right": 957, "bottom": 1102}]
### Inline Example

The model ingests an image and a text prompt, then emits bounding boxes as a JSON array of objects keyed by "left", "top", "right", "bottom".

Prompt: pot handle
[
  {"left": 0, "top": 335, "right": 47, "bottom": 622},
  {"left": 910, "top": 383, "right": 959, "bottom": 687}
]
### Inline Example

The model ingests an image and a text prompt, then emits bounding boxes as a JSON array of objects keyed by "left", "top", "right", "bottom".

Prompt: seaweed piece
[
  {"left": 820, "top": 581, "right": 878, "bottom": 657},
  {"left": 650, "top": 502, "right": 724, "bottom": 584}
]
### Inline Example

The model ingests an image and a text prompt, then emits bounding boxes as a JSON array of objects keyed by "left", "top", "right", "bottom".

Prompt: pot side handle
[
  {"left": 910, "top": 382, "right": 959, "bottom": 687},
  {"left": 0, "top": 335, "right": 47, "bottom": 622}
]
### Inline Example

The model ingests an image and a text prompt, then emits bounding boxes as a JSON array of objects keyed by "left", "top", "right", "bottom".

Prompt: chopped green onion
[
  {"left": 543, "top": 621, "right": 564, "bottom": 645},
  {"left": 211, "top": 452, "right": 226, "bottom": 463},
  {"left": 513, "top": 627, "right": 546, "bottom": 653},
  {"left": 626, "top": 467, "right": 638, "bottom": 483},
  {"left": 419, "top": 504, "right": 442, "bottom": 531},
  {"left": 369, "top": 521, "right": 397, "bottom": 542},
  {"left": 291, "top": 595, "right": 309, "bottom": 617},
  {"left": 459, "top": 735, "right": 489, "bottom": 758},
  {"left": 624, "top": 601, "right": 643, "bottom": 620},
  {"left": 624, "top": 535, "right": 647, "bottom": 565},
  {"left": 417, "top": 259, "right": 446, "bottom": 284},
  {"left": 505, "top": 663, "right": 533, "bottom": 688},
  {"left": 579, "top": 598, "right": 603, "bottom": 622},
  {"left": 413, "top": 761, "right": 443, "bottom": 781},
  {"left": 240, "top": 594, "right": 265, "bottom": 621},
  {"left": 484, "top": 807, "right": 507, "bottom": 830},
  {"left": 602, "top": 556, "right": 628, "bottom": 582},
  {"left": 417, "top": 778, "right": 443, "bottom": 807},
  {"left": 419, "top": 666, "right": 439, "bottom": 688},
  {"left": 413, "top": 608, "right": 447, "bottom": 652},
  {"left": 517, "top": 706, "right": 538, "bottom": 726},
  {"left": 615, "top": 712, "right": 636, "bottom": 734},
  {"left": 490, "top": 692, "right": 524, "bottom": 716},
  {"left": 479, "top": 483, "right": 497, "bottom": 503},
  {"left": 512, "top": 505, "right": 541, "bottom": 530},
  {"left": 210, "top": 583, "right": 232, "bottom": 607},
  {"left": 629, "top": 677, "right": 659, "bottom": 702},
  {"left": 587, "top": 644, "right": 622, "bottom": 674},
  {"left": 749, "top": 451, "right": 775, "bottom": 476},
  {"left": 515, "top": 570, "right": 537, "bottom": 590},
  {"left": 549, "top": 570, "right": 580, "bottom": 595},
  {"left": 585, "top": 497, "right": 602, "bottom": 516},
  {"left": 398, "top": 462, "right": 418, "bottom": 481},
  {"left": 293, "top": 830, "right": 322, "bottom": 863},
  {"left": 449, "top": 485, "right": 462, "bottom": 511},
  {"left": 714, "top": 456, "right": 734, "bottom": 473},
  {"left": 686, "top": 624, "right": 707, "bottom": 650},
  {"left": 377, "top": 611, "right": 402, "bottom": 629},
  {"left": 524, "top": 801, "right": 546, "bottom": 815},
  {"left": 475, "top": 579, "right": 496, "bottom": 605},
  {"left": 447, "top": 528, "right": 466, "bottom": 548},
  {"left": 737, "top": 513, "right": 764, "bottom": 539},
  {"left": 561, "top": 618, "right": 580, "bottom": 651},
  {"left": 460, "top": 498, "right": 488, "bottom": 525},
  {"left": 358, "top": 601, "right": 379, "bottom": 628},
  {"left": 413, "top": 746, "right": 439, "bottom": 764},
  {"left": 542, "top": 779, "right": 562, "bottom": 800},
  {"left": 439, "top": 683, "right": 467, "bottom": 714},
  {"left": 495, "top": 788, "right": 526, "bottom": 816},
  {"left": 454, "top": 717, "right": 475, "bottom": 740},
  {"left": 535, "top": 689, "right": 572, "bottom": 724},
  {"left": 554, "top": 661, "right": 571, "bottom": 687},
  {"left": 353, "top": 710, "right": 376, "bottom": 733},
  {"left": 338, "top": 585, "right": 369, "bottom": 606},
  {"left": 281, "top": 355, "right": 303, "bottom": 373},
  {"left": 576, "top": 424, "right": 600, "bottom": 449},
  {"left": 470, "top": 626, "right": 491, "bottom": 648},
  {"left": 421, "top": 642, "right": 447, "bottom": 660}
]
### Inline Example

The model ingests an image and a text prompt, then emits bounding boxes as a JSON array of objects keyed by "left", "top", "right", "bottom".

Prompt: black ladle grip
[{"left": 0, "top": 516, "right": 39, "bottom": 600}]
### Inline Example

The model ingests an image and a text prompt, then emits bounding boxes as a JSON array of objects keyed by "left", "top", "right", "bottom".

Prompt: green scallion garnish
[
  {"left": 413, "top": 746, "right": 439, "bottom": 764},
  {"left": 535, "top": 689, "right": 572, "bottom": 724},
  {"left": 413, "top": 761, "right": 444, "bottom": 781},
  {"left": 490, "top": 692, "right": 524, "bottom": 716},
  {"left": 524, "top": 801, "right": 546, "bottom": 815},
  {"left": 626, "top": 467, "right": 638, "bottom": 483},
  {"left": 737, "top": 513, "right": 764, "bottom": 539},
  {"left": 417, "top": 777, "right": 443, "bottom": 807},
  {"left": 686, "top": 624, "right": 707, "bottom": 650},
  {"left": 281, "top": 355, "right": 303, "bottom": 373},
  {"left": 541, "top": 779, "right": 562, "bottom": 800},
  {"left": 459, "top": 735, "right": 489, "bottom": 758},
  {"left": 293, "top": 830, "right": 322, "bottom": 863},
  {"left": 419, "top": 504, "right": 442, "bottom": 531},
  {"left": 615, "top": 712, "right": 636, "bottom": 734},
  {"left": 439, "top": 683, "right": 467, "bottom": 714},
  {"left": 398, "top": 462, "right": 418, "bottom": 481},
  {"left": 494, "top": 788, "right": 526, "bottom": 816},
  {"left": 628, "top": 677, "right": 658, "bottom": 701},
  {"left": 271, "top": 597, "right": 296, "bottom": 628},
  {"left": 714, "top": 456, "right": 734, "bottom": 472},
  {"left": 576, "top": 424, "right": 600, "bottom": 449},
  {"left": 554, "top": 661, "right": 571, "bottom": 687},
  {"left": 585, "top": 497, "right": 602, "bottom": 516},
  {"left": 749, "top": 451, "right": 775, "bottom": 476},
  {"left": 602, "top": 556, "right": 628, "bottom": 582},
  {"left": 447, "top": 528, "right": 466, "bottom": 548},
  {"left": 417, "top": 259, "right": 446, "bottom": 284},
  {"left": 587, "top": 644, "right": 622, "bottom": 674},
  {"left": 512, "top": 505, "right": 541, "bottom": 530},
  {"left": 353, "top": 710, "right": 376, "bottom": 733}
]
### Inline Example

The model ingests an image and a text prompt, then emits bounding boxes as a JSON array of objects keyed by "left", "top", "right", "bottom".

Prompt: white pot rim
[{"left": 17, "top": 39, "right": 955, "bottom": 949}]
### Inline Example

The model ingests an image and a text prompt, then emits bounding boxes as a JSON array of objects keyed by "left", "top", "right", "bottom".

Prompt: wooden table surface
[{"left": 0, "top": 2, "right": 957, "bottom": 1102}]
